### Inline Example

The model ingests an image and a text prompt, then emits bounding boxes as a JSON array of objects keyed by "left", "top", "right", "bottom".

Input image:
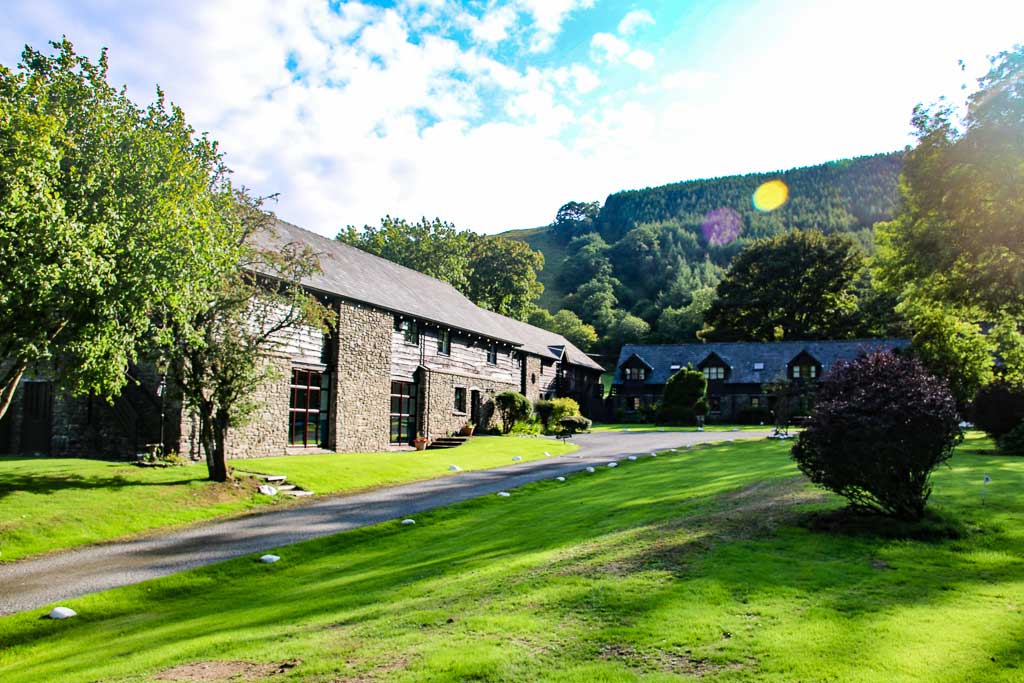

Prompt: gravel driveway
[{"left": 0, "top": 429, "right": 769, "bottom": 615}]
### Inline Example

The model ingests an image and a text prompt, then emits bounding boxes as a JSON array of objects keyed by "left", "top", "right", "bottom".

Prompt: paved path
[{"left": 0, "top": 429, "right": 769, "bottom": 615}]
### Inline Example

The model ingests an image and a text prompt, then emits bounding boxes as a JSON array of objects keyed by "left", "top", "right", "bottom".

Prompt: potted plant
[
  {"left": 460, "top": 421, "right": 475, "bottom": 436},
  {"left": 413, "top": 434, "right": 429, "bottom": 451}
]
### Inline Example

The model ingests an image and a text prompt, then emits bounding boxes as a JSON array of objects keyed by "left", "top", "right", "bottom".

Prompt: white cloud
[
  {"left": 625, "top": 49, "right": 655, "bottom": 70},
  {"left": 517, "top": 0, "right": 595, "bottom": 52},
  {"left": 590, "top": 32, "right": 630, "bottom": 62},
  {"left": 659, "top": 69, "right": 710, "bottom": 91},
  {"left": 618, "top": 9, "right": 655, "bottom": 36},
  {"left": 460, "top": 5, "right": 518, "bottom": 45}
]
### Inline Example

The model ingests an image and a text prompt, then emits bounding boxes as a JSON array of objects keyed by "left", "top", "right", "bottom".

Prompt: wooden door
[{"left": 20, "top": 382, "right": 53, "bottom": 454}]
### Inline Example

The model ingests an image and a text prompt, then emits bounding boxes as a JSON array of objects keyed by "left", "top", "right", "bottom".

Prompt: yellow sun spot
[{"left": 752, "top": 179, "right": 789, "bottom": 212}]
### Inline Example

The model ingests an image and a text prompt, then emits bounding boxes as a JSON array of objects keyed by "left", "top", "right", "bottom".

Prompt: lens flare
[
  {"left": 701, "top": 207, "right": 742, "bottom": 246},
  {"left": 752, "top": 179, "right": 789, "bottom": 212}
]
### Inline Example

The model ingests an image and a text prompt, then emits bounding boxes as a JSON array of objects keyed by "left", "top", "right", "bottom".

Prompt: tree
[
  {"left": 875, "top": 47, "right": 1024, "bottom": 391},
  {"left": 163, "top": 198, "right": 334, "bottom": 481},
  {"left": 659, "top": 365, "right": 707, "bottom": 425},
  {"left": 599, "top": 312, "right": 650, "bottom": 356},
  {"left": 527, "top": 308, "right": 598, "bottom": 350},
  {"left": 656, "top": 287, "right": 716, "bottom": 342},
  {"left": 0, "top": 39, "right": 237, "bottom": 420},
  {"left": 701, "top": 230, "right": 865, "bottom": 341},
  {"left": 551, "top": 200, "right": 600, "bottom": 242},
  {"left": 494, "top": 391, "right": 532, "bottom": 433},
  {"left": 465, "top": 236, "right": 544, "bottom": 320},
  {"left": 791, "top": 351, "right": 961, "bottom": 521},
  {"left": 336, "top": 216, "right": 473, "bottom": 292},
  {"left": 533, "top": 399, "right": 555, "bottom": 431}
]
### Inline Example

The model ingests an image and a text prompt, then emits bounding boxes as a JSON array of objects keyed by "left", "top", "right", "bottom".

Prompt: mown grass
[
  {"left": 2, "top": 433, "right": 1020, "bottom": 682},
  {"left": 0, "top": 436, "right": 575, "bottom": 561}
]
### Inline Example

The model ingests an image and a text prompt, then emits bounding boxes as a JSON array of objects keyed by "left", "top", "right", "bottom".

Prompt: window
[
  {"left": 670, "top": 364, "right": 681, "bottom": 371},
  {"left": 792, "top": 365, "right": 818, "bottom": 379},
  {"left": 454, "top": 386, "right": 467, "bottom": 413},
  {"left": 289, "top": 369, "right": 328, "bottom": 447},
  {"left": 702, "top": 366, "right": 725, "bottom": 380},
  {"left": 437, "top": 329, "right": 451, "bottom": 355},
  {"left": 389, "top": 381, "right": 418, "bottom": 444},
  {"left": 629, "top": 397, "right": 641, "bottom": 411},
  {"left": 753, "top": 362, "right": 765, "bottom": 371},
  {"left": 395, "top": 317, "right": 418, "bottom": 345},
  {"left": 624, "top": 367, "right": 646, "bottom": 381},
  {"left": 487, "top": 343, "right": 498, "bottom": 365},
  {"left": 751, "top": 396, "right": 761, "bottom": 408}
]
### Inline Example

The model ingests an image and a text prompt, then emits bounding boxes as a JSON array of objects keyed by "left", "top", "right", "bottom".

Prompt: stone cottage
[
  {"left": 0, "top": 219, "right": 605, "bottom": 459},
  {"left": 612, "top": 339, "right": 910, "bottom": 421}
]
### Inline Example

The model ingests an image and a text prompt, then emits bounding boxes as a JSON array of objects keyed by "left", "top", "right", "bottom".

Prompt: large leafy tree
[
  {"left": 701, "top": 230, "right": 865, "bottom": 341},
  {"left": 336, "top": 216, "right": 474, "bottom": 292},
  {"left": 0, "top": 39, "right": 235, "bottom": 420},
  {"left": 876, "top": 46, "right": 1024, "bottom": 392},
  {"left": 526, "top": 308, "right": 598, "bottom": 350},
  {"left": 465, "top": 236, "right": 544, "bottom": 320},
  {"left": 163, "top": 198, "right": 335, "bottom": 481}
]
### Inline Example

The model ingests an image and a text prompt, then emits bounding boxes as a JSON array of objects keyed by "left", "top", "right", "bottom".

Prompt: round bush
[
  {"left": 997, "top": 421, "right": 1024, "bottom": 455},
  {"left": 494, "top": 391, "right": 532, "bottom": 434},
  {"left": 791, "top": 351, "right": 961, "bottom": 520},
  {"left": 973, "top": 380, "right": 1024, "bottom": 439},
  {"left": 558, "top": 415, "right": 592, "bottom": 435}
]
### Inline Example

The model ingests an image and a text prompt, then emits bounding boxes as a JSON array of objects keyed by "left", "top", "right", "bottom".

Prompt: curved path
[{"left": 0, "top": 429, "right": 769, "bottom": 615}]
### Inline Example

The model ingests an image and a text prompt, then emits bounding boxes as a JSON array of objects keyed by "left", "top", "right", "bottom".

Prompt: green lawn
[
  {"left": 2, "top": 434, "right": 1020, "bottom": 682},
  {"left": 0, "top": 436, "right": 575, "bottom": 562},
  {"left": 590, "top": 422, "right": 772, "bottom": 433}
]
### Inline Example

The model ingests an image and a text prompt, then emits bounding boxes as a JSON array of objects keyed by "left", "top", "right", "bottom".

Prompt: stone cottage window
[
  {"left": 395, "top": 317, "right": 419, "bottom": 345},
  {"left": 487, "top": 343, "right": 498, "bottom": 365},
  {"left": 437, "top": 329, "right": 451, "bottom": 355},
  {"left": 454, "top": 386, "right": 467, "bottom": 413},
  {"left": 289, "top": 369, "right": 328, "bottom": 447}
]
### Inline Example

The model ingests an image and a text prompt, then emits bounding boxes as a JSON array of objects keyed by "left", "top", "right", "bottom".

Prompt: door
[
  {"left": 20, "top": 382, "right": 53, "bottom": 454},
  {"left": 389, "top": 381, "right": 418, "bottom": 444},
  {"left": 470, "top": 389, "right": 481, "bottom": 426}
]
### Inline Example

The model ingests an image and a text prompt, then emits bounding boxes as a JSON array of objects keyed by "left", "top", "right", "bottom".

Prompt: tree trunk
[
  {"left": 0, "top": 359, "right": 28, "bottom": 423},
  {"left": 197, "top": 401, "right": 218, "bottom": 481},
  {"left": 209, "top": 409, "right": 231, "bottom": 482}
]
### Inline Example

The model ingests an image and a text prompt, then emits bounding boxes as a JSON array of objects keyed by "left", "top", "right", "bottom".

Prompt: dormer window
[
  {"left": 702, "top": 366, "right": 725, "bottom": 380},
  {"left": 792, "top": 364, "right": 817, "bottom": 379},
  {"left": 753, "top": 362, "right": 764, "bottom": 371},
  {"left": 788, "top": 351, "right": 821, "bottom": 380},
  {"left": 625, "top": 367, "right": 646, "bottom": 381}
]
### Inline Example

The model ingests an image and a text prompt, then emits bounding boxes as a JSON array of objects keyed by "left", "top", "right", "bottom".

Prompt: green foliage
[
  {"left": 557, "top": 414, "right": 591, "bottom": 435},
  {"left": 549, "top": 397, "right": 581, "bottom": 424},
  {"left": 0, "top": 39, "right": 237, "bottom": 419},
  {"left": 509, "top": 418, "right": 542, "bottom": 435},
  {"left": 598, "top": 311, "right": 650, "bottom": 355},
  {"left": 973, "top": 380, "right": 1024, "bottom": 441},
  {"left": 659, "top": 365, "right": 707, "bottom": 425},
  {"left": 792, "top": 351, "right": 962, "bottom": 520},
  {"left": 526, "top": 308, "right": 598, "bottom": 351},
  {"left": 903, "top": 303, "right": 994, "bottom": 405},
  {"left": 551, "top": 200, "right": 600, "bottom": 242},
  {"left": 702, "top": 230, "right": 866, "bottom": 341},
  {"left": 338, "top": 218, "right": 545, "bottom": 322},
  {"left": 494, "top": 391, "right": 533, "bottom": 434},
  {"left": 997, "top": 422, "right": 1024, "bottom": 456},
  {"left": 533, "top": 399, "right": 555, "bottom": 431},
  {"left": 655, "top": 286, "right": 716, "bottom": 342}
]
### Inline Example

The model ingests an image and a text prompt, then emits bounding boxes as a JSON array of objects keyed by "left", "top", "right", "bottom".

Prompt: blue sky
[{"left": 2, "top": 0, "right": 1021, "bottom": 235}]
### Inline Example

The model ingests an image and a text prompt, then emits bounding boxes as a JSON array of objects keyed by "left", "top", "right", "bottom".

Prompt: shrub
[
  {"left": 997, "top": 421, "right": 1024, "bottom": 455},
  {"left": 637, "top": 401, "right": 660, "bottom": 424},
  {"left": 510, "top": 418, "right": 542, "bottom": 436},
  {"left": 791, "top": 350, "right": 962, "bottom": 521},
  {"left": 550, "top": 397, "right": 581, "bottom": 425},
  {"left": 973, "top": 380, "right": 1024, "bottom": 439},
  {"left": 534, "top": 399, "right": 555, "bottom": 431},
  {"left": 494, "top": 391, "right": 532, "bottom": 434},
  {"left": 660, "top": 365, "right": 707, "bottom": 425},
  {"left": 559, "top": 415, "right": 592, "bottom": 435}
]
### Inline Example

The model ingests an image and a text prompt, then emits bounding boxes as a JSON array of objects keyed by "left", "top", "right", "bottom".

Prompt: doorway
[
  {"left": 20, "top": 381, "right": 53, "bottom": 454},
  {"left": 389, "top": 380, "right": 418, "bottom": 444},
  {"left": 470, "top": 389, "right": 481, "bottom": 427}
]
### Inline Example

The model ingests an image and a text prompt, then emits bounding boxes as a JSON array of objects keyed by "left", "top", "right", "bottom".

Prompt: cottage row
[{"left": 0, "top": 219, "right": 605, "bottom": 459}]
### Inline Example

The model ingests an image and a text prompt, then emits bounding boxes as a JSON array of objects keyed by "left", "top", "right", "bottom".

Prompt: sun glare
[{"left": 753, "top": 179, "right": 789, "bottom": 212}]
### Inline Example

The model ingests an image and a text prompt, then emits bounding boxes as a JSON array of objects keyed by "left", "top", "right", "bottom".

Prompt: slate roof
[
  {"left": 614, "top": 339, "right": 911, "bottom": 385},
  {"left": 253, "top": 218, "right": 604, "bottom": 372}
]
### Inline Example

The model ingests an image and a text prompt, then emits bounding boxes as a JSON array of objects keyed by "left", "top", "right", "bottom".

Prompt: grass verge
[
  {"left": 0, "top": 436, "right": 575, "bottom": 561},
  {"left": 1, "top": 433, "right": 1020, "bottom": 682}
]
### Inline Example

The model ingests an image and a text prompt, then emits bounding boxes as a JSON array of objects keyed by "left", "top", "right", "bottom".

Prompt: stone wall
[
  {"left": 332, "top": 300, "right": 393, "bottom": 452},
  {"left": 421, "top": 367, "right": 517, "bottom": 439},
  {"left": 521, "top": 354, "right": 542, "bottom": 403}
]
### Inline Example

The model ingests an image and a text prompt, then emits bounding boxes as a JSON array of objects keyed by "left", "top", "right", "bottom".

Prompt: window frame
[
  {"left": 437, "top": 328, "right": 451, "bottom": 356},
  {"left": 702, "top": 365, "right": 726, "bottom": 381},
  {"left": 289, "top": 368, "right": 328, "bottom": 447},
  {"left": 394, "top": 317, "right": 419, "bottom": 346},
  {"left": 486, "top": 342, "right": 498, "bottom": 365},
  {"left": 454, "top": 386, "right": 467, "bottom": 413}
]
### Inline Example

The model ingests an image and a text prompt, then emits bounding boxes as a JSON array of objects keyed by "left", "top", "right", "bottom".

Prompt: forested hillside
[{"left": 504, "top": 152, "right": 903, "bottom": 351}]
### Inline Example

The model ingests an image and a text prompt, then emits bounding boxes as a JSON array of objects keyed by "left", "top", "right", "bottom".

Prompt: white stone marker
[
  {"left": 586, "top": 467, "right": 596, "bottom": 473},
  {"left": 258, "top": 484, "right": 278, "bottom": 496},
  {"left": 48, "top": 606, "right": 76, "bottom": 619},
  {"left": 448, "top": 465, "right": 462, "bottom": 472},
  {"left": 259, "top": 554, "right": 280, "bottom": 564},
  {"left": 497, "top": 491, "right": 511, "bottom": 497},
  {"left": 401, "top": 519, "right": 416, "bottom": 525},
  {"left": 627, "top": 456, "right": 638, "bottom": 461},
  {"left": 607, "top": 462, "right": 618, "bottom": 468},
  {"left": 512, "top": 456, "right": 522, "bottom": 462},
  {"left": 555, "top": 476, "right": 566, "bottom": 482},
  {"left": 544, "top": 451, "right": 552, "bottom": 457}
]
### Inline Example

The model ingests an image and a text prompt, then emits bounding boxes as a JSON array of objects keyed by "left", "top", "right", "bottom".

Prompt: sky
[{"left": 2, "top": 1, "right": 1021, "bottom": 236}]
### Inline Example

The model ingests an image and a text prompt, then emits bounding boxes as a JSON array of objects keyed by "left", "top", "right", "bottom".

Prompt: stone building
[
  {"left": 611, "top": 339, "right": 909, "bottom": 422},
  {"left": 0, "top": 219, "right": 604, "bottom": 458}
]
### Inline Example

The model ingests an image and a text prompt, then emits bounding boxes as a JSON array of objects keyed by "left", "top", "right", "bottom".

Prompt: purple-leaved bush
[{"left": 791, "top": 350, "right": 962, "bottom": 520}]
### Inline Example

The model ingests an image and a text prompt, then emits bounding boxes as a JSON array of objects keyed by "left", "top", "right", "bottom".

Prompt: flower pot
[
  {"left": 414, "top": 440, "right": 428, "bottom": 451},
  {"left": 460, "top": 426, "right": 475, "bottom": 436}
]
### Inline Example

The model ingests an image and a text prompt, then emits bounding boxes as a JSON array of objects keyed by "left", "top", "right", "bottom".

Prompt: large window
[
  {"left": 624, "top": 367, "right": 646, "bottom": 381},
  {"left": 389, "top": 381, "right": 418, "bottom": 444},
  {"left": 702, "top": 366, "right": 726, "bottom": 380},
  {"left": 792, "top": 364, "right": 817, "bottom": 379},
  {"left": 486, "top": 343, "right": 498, "bottom": 365},
  {"left": 289, "top": 369, "right": 328, "bottom": 447},
  {"left": 395, "top": 317, "right": 419, "bottom": 345},
  {"left": 454, "top": 386, "right": 467, "bottom": 413},
  {"left": 438, "top": 329, "right": 451, "bottom": 355}
]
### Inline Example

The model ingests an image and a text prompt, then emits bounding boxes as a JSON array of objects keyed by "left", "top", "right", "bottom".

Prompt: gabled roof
[
  {"left": 614, "top": 339, "right": 910, "bottom": 385},
  {"left": 252, "top": 218, "right": 605, "bottom": 372},
  {"left": 620, "top": 352, "right": 654, "bottom": 370}
]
